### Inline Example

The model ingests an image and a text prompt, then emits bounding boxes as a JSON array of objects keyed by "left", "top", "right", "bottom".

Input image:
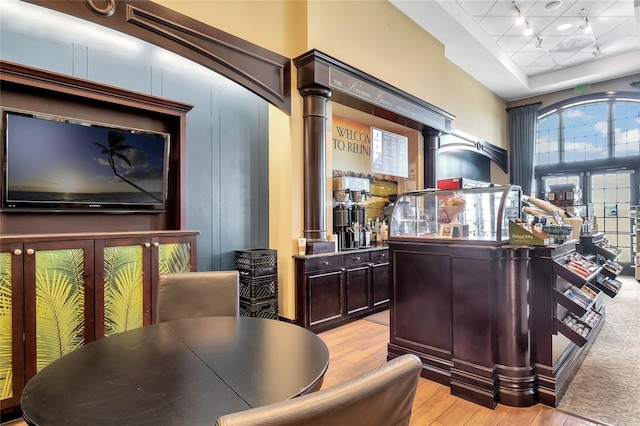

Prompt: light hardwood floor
[
  {"left": 2, "top": 317, "right": 607, "bottom": 426},
  {"left": 317, "top": 318, "right": 607, "bottom": 426}
]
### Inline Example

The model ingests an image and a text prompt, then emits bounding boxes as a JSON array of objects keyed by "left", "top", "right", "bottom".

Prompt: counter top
[{"left": 293, "top": 245, "right": 388, "bottom": 259}]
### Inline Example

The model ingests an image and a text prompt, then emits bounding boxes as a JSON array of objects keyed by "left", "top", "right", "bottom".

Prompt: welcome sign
[{"left": 332, "top": 116, "right": 372, "bottom": 175}]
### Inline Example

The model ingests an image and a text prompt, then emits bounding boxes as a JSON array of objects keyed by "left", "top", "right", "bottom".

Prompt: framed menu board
[{"left": 371, "top": 127, "right": 408, "bottom": 178}]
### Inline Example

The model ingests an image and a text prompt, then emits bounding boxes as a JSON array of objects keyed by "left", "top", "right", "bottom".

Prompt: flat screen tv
[{"left": 1, "top": 109, "right": 170, "bottom": 213}]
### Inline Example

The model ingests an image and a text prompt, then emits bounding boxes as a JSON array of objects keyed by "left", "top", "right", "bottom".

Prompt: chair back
[
  {"left": 157, "top": 270, "right": 239, "bottom": 323},
  {"left": 215, "top": 353, "right": 422, "bottom": 426}
]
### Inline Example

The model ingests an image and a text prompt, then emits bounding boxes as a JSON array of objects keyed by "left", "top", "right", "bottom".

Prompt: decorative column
[
  {"left": 300, "top": 86, "right": 332, "bottom": 248},
  {"left": 422, "top": 127, "right": 440, "bottom": 188},
  {"left": 494, "top": 247, "right": 536, "bottom": 407}
]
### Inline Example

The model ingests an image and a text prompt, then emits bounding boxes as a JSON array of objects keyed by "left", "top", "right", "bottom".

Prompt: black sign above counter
[
  {"left": 293, "top": 50, "right": 455, "bottom": 134},
  {"left": 371, "top": 126, "right": 408, "bottom": 177},
  {"left": 329, "top": 67, "right": 448, "bottom": 132}
]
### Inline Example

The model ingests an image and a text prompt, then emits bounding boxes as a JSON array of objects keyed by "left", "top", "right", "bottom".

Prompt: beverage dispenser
[
  {"left": 350, "top": 190, "right": 367, "bottom": 248},
  {"left": 333, "top": 189, "right": 351, "bottom": 251},
  {"left": 332, "top": 177, "right": 370, "bottom": 250}
]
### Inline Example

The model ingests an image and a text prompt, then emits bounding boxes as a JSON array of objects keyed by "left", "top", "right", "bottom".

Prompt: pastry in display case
[{"left": 389, "top": 184, "right": 522, "bottom": 242}]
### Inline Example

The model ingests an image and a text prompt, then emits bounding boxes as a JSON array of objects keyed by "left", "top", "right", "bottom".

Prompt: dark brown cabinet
[
  {"left": 295, "top": 247, "right": 389, "bottom": 333},
  {"left": 344, "top": 252, "right": 370, "bottom": 315},
  {"left": 0, "top": 231, "right": 198, "bottom": 417},
  {"left": 1, "top": 238, "right": 95, "bottom": 413},
  {"left": 307, "top": 263, "right": 344, "bottom": 328},
  {"left": 370, "top": 249, "right": 390, "bottom": 306}
]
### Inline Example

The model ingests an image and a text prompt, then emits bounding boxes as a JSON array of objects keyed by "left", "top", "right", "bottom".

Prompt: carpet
[
  {"left": 557, "top": 276, "right": 640, "bottom": 426},
  {"left": 364, "top": 309, "right": 389, "bottom": 326}
]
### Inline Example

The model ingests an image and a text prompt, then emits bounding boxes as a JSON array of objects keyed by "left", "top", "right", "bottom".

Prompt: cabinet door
[
  {"left": 150, "top": 235, "right": 197, "bottom": 324},
  {"left": 95, "top": 238, "right": 152, "bottom": 339},
  {"left": 346, "top": 265, "right": 370, "bottom": 315},
  {"left": 307, "top": 269, "right": 344, "bottom": 327},
  {"left": 23, "top": 240, "right": 94, "bottom": 380},
  {"left": 371, "top": 262, "right": 390, "bottom": 306},
  {"left": 0, "top": 243, "right": 25, "bottom": 411},
  {"left": 371, "top": 250, "right": 390, "bottom": 307},
  {"left": 153, "top": 235, "right": 196, "bottom": 274}
]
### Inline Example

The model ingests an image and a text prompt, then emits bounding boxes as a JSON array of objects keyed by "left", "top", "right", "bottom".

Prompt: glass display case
[{"left": 389, "top": 185, "right": 522, "bottom": 242}]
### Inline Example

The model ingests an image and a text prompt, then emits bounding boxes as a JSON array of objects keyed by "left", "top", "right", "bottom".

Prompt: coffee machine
[
  {"left": 349, "top": 190, "right": 367, "bottom": 248},
  {"left": 333, "top": 189, "right": 351, "bottom": 251},
  {"left": 333, "top": 177, "right": 370, "bottom": 250}
]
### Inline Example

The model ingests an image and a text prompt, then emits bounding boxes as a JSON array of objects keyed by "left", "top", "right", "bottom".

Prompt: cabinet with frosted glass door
[
  {"left": 94, "top": 232, "right": 198, "bottom": 338},
  {"left": 22, "top": 239, "right": 96, "bottom": 382},
  {"left": 0, "top": 241, "right": 25, "bottom": 413},
  {"left": 1, "top": 238, "right": 95, "bottom": 417}
]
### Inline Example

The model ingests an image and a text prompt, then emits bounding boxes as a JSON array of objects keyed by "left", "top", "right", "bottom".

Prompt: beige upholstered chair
[
  {"left": 156, "top": 270, "right": 240, "bottom": 323},
  {"left": 215, "top": 353, "right": 423, "bottom": 426}
]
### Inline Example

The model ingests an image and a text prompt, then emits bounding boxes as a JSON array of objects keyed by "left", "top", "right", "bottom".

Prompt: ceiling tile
[
  {"left": 478, "top": 16, "right": 516, "bottom": 36},
  {"left": 591, "top": 16, "right": 633, "bottom": 37},
  {"left": 390, "top": 0, "right": 640, "bottom": 100},
  {"left": 564, "top": 1, "right": 616, "bottom": 17},
  {"left": 605, "top": 17, "right": 639, "bottom": 37},
  {"left": 511, "top": 51, "right": 548, "bottom": 66},
  {"left": 496, "top": 35, "right": 532, "bottom": 52},
  {"left": 599, "top": 0, "right": 636, "bottom": 16},
  {"left": 456, "top": 1, "right": 497, "bottom": 17}
]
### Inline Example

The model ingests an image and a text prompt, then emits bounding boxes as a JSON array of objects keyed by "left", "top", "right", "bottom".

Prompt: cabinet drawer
[
  {"left": 370, "top": 249, "right": 389, "bottom": 264},
  {"left": 344, "top": 252, "right": 369, "bottom": 267},
  {"left": 304, "top": 255, "right": 343, "bottom": 272}
]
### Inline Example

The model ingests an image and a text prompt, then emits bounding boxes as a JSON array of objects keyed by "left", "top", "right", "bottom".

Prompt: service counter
[
  {"left": 387, "top": 238, "right": 532, "bottom": 408},
  {"left": 386, "top": 186, "right": 621, "bottom": 408}
]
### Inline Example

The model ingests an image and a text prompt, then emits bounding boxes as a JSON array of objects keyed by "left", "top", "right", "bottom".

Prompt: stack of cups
[
  {"left": 564, "top": 217, "right": 583, "bottom": 241},
  {"left": 297, "top": 237, "right": 306, "bottom": 255}
]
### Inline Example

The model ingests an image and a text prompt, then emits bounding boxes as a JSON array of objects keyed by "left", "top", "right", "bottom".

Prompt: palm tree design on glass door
[{"left": 94, "top": 130, "right": 161, "bottom": 203}]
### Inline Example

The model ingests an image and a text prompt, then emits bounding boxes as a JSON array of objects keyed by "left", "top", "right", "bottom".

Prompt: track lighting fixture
[
  {"left": 512, "top": 1, "right": 559, "bottom": 65},
  {"left": 581, "top": 9, "right": 603, "bottom": 59},
  {"left": 513, "top": 2, "right": 525, "bottom": 27},
  {"left": 513, "top": 2, "right": 548, "bottom": 52}
]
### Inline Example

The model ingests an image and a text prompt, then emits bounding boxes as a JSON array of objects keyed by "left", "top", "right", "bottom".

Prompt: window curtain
[{"left": 507, "top": 102, "right": 541, "bottom": 196}]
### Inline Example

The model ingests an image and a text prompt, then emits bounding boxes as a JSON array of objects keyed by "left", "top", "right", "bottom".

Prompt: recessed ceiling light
[
  {"left": 545, "top": 1, "right": 563, "bottom": 11},
  {"left": 557, "top": 23, "right": 572, "bottom": 31}
]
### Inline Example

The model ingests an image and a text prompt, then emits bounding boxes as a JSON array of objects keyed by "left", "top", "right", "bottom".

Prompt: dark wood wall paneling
[{"left": 438, "top": 151, "right": 491, "bottom": 183}]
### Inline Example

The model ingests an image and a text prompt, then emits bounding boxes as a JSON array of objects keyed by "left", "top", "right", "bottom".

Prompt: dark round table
[{"left": 21, "top": 317, "right": 329, "bottom": 425}]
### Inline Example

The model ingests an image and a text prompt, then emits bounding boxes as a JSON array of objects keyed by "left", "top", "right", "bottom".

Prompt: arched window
[
  {"left": 536, "top": 94, "right": 640, "bottom": 169},
  {"left": 534, "top": 92, "right": 640, "bottom": 267},
  {"left": 613, "top": 100, "right": 640, "bottom": 158}
]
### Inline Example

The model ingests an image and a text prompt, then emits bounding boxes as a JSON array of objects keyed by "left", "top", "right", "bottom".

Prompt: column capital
[{"left": 299, "top": 85, "right": 332, "bottom": 99}]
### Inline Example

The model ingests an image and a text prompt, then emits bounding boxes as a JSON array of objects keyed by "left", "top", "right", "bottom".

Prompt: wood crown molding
[
  {"left": 439, "top": 131, "right": 508, "bottom": 174},
  {"left": 0, "top": 59, "right": 193, "bottom": 115},
  {"left": 21, "top": 0, "right": 291, "bottom": 114},
  {"left": 293, "top": 49, "right": 454, "bottom": 134}
]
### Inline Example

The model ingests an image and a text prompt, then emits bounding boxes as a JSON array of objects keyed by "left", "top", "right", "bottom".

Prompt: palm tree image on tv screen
[
  {"left": 94, "top": 130, "right": 162, "bottom": 203},
  {"left": 3, "top": 112, "right": 169, "bottom": 211}
]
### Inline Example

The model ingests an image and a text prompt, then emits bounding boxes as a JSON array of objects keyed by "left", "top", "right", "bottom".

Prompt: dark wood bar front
[
  {"left": 387, "top": 239, "right": 534, "bottom": 409},
  {"left": 387, "top": 235, "right": 618, "bottom": 409}
]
